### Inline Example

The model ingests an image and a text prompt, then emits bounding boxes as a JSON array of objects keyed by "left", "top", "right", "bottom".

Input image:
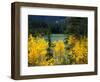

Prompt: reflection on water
[{"left": 44, "top": 34, "right": 66, "bottom": 42}]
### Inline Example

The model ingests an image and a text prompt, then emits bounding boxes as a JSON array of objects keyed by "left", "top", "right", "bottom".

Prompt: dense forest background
[{"left": 28, "top": 15, "right": 87, "bottom": 37}]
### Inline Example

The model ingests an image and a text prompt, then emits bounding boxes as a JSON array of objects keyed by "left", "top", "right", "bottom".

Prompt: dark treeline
[{"left": 28, "top": 15, "right": 87, "bottom": 37}]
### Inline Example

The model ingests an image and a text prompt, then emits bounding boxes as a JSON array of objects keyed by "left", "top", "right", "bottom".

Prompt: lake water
[{"left": 45, "top": 34, "right": 66, "bottom": 42}]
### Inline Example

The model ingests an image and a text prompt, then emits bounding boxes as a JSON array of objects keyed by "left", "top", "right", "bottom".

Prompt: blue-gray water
[{"left": 44, "top": 34, "right": 66, "bottom": 42}]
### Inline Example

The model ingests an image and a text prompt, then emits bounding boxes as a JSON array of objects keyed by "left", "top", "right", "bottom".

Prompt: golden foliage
[
  {"left": 67, "top": 35, "right": 88, "bottom": 64},
  {"left": 72, "top": 37, "right": 88, "bottom": 64},
  {"left": 53, "top": 40, "right": 65, "bottom": 65},
  {"left": 28, "top": 34, "right": 88, "bottom": 66},
  {"left": 53, "top": 40, "right": 65, "bottom": 54},
  {"left": 67, "top": 35, "right": 77, "bottom": 45},
  {"left": 28, "top": 34, "right": 48, "bottom": 65}
]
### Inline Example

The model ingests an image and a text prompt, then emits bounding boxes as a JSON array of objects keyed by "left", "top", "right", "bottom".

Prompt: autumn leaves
[{"left": 28, "top": 34, "right": 88, "bottom": 66}]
